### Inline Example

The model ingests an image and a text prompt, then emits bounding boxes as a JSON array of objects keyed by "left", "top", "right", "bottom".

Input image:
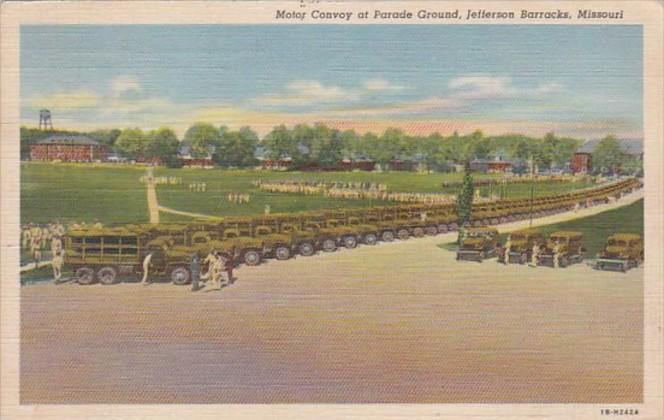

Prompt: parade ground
[
  {"left": 20, "top": 192, "right": 644, "bottom": 403},
  {"left": 21, "top": 162, "right": 594, "bottom": 224}
]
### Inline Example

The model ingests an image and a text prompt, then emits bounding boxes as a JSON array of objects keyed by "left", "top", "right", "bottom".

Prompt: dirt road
[{"left": 21, "top": 192, "right": 644, "bottom": 403}]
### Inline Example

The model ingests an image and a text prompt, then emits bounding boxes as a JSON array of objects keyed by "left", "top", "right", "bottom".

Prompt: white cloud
[
  {"left": 363, "top": 78, "right": 404, "bottom": 92},
  {"left": 448, "top": 75, "right": 563, "bottom": 100},
  {"left": 254, "top": 78, "right": 406, "bottom": 106},
  {"left": 448, "top": 75, "right": 514, "bottom": 99},
  {"left": 110, "top": 76, "right": 143, "bottom": 97},
  {"left": 27, "top": 89, "right": 100, "bottom": 110},
  {"left": 255, "top": 80, "right": 360, "bottom": 106}
]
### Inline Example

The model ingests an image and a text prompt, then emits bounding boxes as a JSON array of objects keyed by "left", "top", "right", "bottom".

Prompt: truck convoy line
[{"left": 64, "top": 177, "right": 642, "bottom": 285}]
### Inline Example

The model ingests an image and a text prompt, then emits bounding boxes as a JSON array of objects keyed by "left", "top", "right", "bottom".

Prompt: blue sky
[{"left": 21, "top": 25, "right": 642, "bottom": 138}]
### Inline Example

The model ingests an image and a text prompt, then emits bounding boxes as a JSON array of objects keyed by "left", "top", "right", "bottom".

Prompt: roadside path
[
  {"left": 145, "top": 167, "right": 160, "bottom": 224},
  {"left": 157, "top": 205, "right": 223, "bottom": 220}
]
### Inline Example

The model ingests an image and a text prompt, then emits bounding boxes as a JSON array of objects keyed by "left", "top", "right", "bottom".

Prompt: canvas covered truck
[
  {"left": 65, "top": 226, "right": 197, "bottom": 285},
  {"left": 537, "top": 231, "right": 585, "bottom": 268},
  {"left": 594, "top": 233, "right": 643, "bottom": 272},
  {"left": 343, "top": 210, "right": 380, "bottom": 245},
  {"left": 505, "top": 229, "right": 545, "bottom": 264},
  {"left": 456, "top": 227, "right": 499, "bottom": 262},
  {"left": 302, "top": 212, "right": 360, "bottom": 251}
]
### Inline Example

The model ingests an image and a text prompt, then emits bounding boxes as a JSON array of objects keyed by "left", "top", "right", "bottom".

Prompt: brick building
[
  {"left": 470, "top": 157, "right": 513, "bottom": 173},
  {"left": 30, "top": 135, "right": 106, "bottom": 162},
  {"left": 571, "top": 152, "right": 592, "bottom": 174}
]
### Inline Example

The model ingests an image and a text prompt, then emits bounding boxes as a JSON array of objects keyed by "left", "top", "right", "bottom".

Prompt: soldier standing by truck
[
  {"left": 52, "top": 248, "right": 64, "bottom": 283},
  {"left": 141, "top": 253, "right": 153, "bottom": 285},
  {"left": 553, "top": 242, "right": 561, "bottom": 268},
  {"left": 225, "top": 246, "right": 237, "bottom": 285},
  {"left": 504, "top": 236, "right": 512, "bottom": 265},
  {"left": 190, "top": 253, "right": 201, "bottom": 292},
  {"left": 529, "top": 243, "right": 540, "bottom": 267}
]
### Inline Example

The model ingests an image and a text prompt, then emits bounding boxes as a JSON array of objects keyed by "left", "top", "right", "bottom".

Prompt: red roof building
[{"left": 30, "top": 135, "right": 106, "bottom": 162}]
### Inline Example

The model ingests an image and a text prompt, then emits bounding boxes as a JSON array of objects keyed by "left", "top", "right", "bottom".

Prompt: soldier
[
  {"left": 552, "top": 241, "right": 561, "bottom": 268},
  {"left": 31, "top": 235, "right": 42, "bottom": 267},
  {"left": 201, "top": 182, "right": 207, "bottom": 193},
  {"left": 264, "top": 204, "right": 271, "bottom": 215},
  {"left": 141, "top": 253, "right": 153, "bottom": 285},
  {"left": 225, "top": 247, "right": 237, "bottom": 285},
  {"left": 22, "top": 225, "right": 31, "bottom": 250},
  {"left": 51, "top": 234, "right": 63, "bottom": 255},
  {"left": 205, "top": 252, "right": 224, "bottom": 289},
  {"left": 202, "top": 250, "right": 217, "bottom": 279},
  {"left": 52, "top": 248, "right": 64, "bottom": 283},
  {"left": 529, "top": 243, "right": 540, "bottom": 267},
  {"left": 504, "top": 236, "right": 512, "bottom": 264},
  {"left": 190, "top": 253, "right": 201, "bottom": 292}
]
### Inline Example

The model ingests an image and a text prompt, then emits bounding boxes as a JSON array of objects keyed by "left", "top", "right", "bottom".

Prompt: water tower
[{"left": 39, "top": 109, "right": 53, "bottom": 130}]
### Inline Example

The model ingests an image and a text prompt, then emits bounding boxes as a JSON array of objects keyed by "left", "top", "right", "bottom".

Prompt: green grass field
[
  {"left": 440, "top": 199, "right": 643, "bottom": 257},
  {"left": 21, "top": 162, "right": 148, "bottom": 225},
  {"left": 499, "top": 199, "right": 643, "bottom": 256},
  {"left": 21, "top": 162, "right": 598, "bottom": 224}
]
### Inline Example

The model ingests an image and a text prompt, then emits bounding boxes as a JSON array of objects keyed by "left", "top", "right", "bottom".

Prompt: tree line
[{"left": 20, "top": 123, "right": 641, "bottom": 175}]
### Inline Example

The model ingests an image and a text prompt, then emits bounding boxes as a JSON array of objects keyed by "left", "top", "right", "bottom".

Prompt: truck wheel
[
  {"left": 426, "top": 226, "right": 438, "bottom": 236},
  {"left": 299, "top": 242, "right": 315, "bottom": 256},
  {"left": 437, "top": 224, "right": 448, "bottom": 234},
  {"left": 413, "top": 227, "right": 425, "bottom": 237},
  {"left": 397, "top": 229, "right": 410, "bottom": 240},
  {"left": 559, "top": 257, "right": 569, "bottom": 268},
  {"left": 98, "top": 266, "right": 118, "bottom": 285},
  {"left": 75, "top": 267, "right": 96, "bottom": 285},
  {"left": 449, "top": 223, "right": 458, "bottom": 231},
  {"left": 322, "top": 239, "right": 337, "bottom": 252},
  {"left": 244, "top": 250, "right": 262, "bottom": 266},
  {"left": 275, "top": 246, "right": 291, "bottom": 261},
  {"left": 381, "top": 231, "right": 395, "bottom": 242},
  {"left": 364, "top": 233, "right": 378, "bottom": 245},
  {"left": 171, "top": 266, "right": 191, "bottom": 285},
  {"left": 343, "top": 236, "right": 357, "bottom": 249}
]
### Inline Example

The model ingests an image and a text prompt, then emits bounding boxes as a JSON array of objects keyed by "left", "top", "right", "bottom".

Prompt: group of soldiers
[
  {"left": 498, "top": 236, "right": 563, "bottom": 267},
  {"left": 255, "top": 180, "right": 453, "bottom": 204},
  {"left": 141, "top": 248, "right": 237, "bottom": 292},
  {"left": 227, "top": 193, "right": 251, "bottom": 204},
  {"left": 189, "top": 182, "right": 208, "bottom": 192},
  {"left": 21, "top": 222, "right": 75, "bottom": 281},
  {"left": 140, "top": 175, "right": 182, "bottom": 185}
]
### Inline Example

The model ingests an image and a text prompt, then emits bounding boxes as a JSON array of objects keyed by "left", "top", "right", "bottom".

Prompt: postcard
[{"left": 1, "top": 1, "right": 662, "bottom": 419}]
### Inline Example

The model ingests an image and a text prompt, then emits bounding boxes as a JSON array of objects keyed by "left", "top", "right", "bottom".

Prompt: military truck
[
  {"left": 65, "top": 226, "right": 196, "bottom": 285},
  {"left": 302, "top": 212, "right": 359, "bottom": 251},
  {"left": 276, "top": 215, "right": 319, "bottom": 256},
  {"left": 218, "top": 218, "right": 270, "bottom": 266},
  {"left": 505, "top": 229, "right": 545, "bottom": 264},
  {"left": 537, "top": 231, "right": 585, "bottom": 268},
  {"left": 343, "top": 210, "right": 380, "bottom": 245},
  {"left": 595, "top": 233, "right": 643, "bottom": 272},
  {"left": 250, "top": 216, "right": 297, "bottom": 261},
  {"left": 456, "top": 227, "right": 499, "bottom": 262}
]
